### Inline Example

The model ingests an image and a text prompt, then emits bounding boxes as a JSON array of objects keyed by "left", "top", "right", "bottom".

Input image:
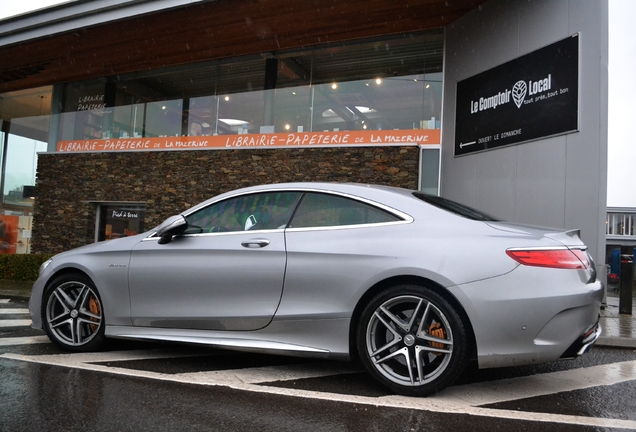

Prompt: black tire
[
  {"left": 356, "top": 284, "right": 469, "bottom": 396},
  {"left": 41, "top": 273, "right": 106, "bottom": 352}
]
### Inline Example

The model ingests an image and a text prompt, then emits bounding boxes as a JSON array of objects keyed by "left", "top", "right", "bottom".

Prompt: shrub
[{"left": 0, "top": 254, "right": 53, "bottom": 281}]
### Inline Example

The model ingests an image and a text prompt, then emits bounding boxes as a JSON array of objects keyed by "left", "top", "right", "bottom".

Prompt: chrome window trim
[
  {"left": 183, "top": 228, "right": 287, "bottom": 238},
  {"left": 142, "top": 220, "right": 411, "bottom": 240},
  {"left": 181, "top": 187, "right": 414, "bottom": 223},
  {"left": 284, "top": 219, "right": 412, "bottom": 233},
  {"left": 142, "top": 187, "right": 414, "bottom": 241}
]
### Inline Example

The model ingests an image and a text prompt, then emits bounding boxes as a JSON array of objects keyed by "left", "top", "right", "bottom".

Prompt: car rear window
[
  {"left": 412, "top": 192, "right": 499, "bottom": 222},
  {"left": 289, "top": 192, "right": 402, "bottom": 228}
]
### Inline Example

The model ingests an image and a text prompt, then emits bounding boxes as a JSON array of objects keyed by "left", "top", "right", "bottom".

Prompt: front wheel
[
  {"left": 42, "top": 273, "right": 106, "bottom": 352},
  {"left": 356, "top": 284, "right": 469, "bottom": 396}
]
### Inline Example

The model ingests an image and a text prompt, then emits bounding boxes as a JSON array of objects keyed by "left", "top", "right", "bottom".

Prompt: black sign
[{"left": 454, "top": 35, "right": 579, "bottom": 156}]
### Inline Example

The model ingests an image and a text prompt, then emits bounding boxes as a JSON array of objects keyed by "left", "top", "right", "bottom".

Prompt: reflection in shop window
[
  {"left": 145, "top": 100, "right": 183, "bottom": 137},
  {"left": 0, "top": 133, "right": 46, "bottom": 254},
  {"left": 274, "top": 86, "right": 311, "bottom": 133},
  {"left": 420, "top": 147, "right": 440, "bottom": 196},
  {"left": 3, "top": 135, "right": 46, "bottom": 202},
  {"left": 97, "top": 204, "right": 145, "bottom": 242},
  {"left": 56, "top": 31, "right": 444, "bottom": 140}
]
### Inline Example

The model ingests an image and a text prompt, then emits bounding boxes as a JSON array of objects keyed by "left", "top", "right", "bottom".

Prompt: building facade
[{"left": 0, "top": 0, "right": 608, "bottom": 281}]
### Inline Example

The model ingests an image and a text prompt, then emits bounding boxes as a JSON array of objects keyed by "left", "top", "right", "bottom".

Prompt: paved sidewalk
[
  {"left": 598, "top": 293, "right": 636, "bottom": 348},
  {"left": 0, "top": 279, "right": 33, "bottom": 298},
  {"left": 2, "top": 279, "right": 634, "bottom": 348}
]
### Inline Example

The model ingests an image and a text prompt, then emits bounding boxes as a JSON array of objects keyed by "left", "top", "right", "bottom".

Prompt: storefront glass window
[
  {"left": 112, "top": 103, "right": 145, "bottom": 138},
  {"left": 217, "top": 90, "right": 266, "bottom": 135},
  {"left": 0, "top": 87, "right": 52, "bottom": 254},
  {"left": 145, "top": 100, "right": 183, "bottom": 137},
  {"left": 97, "top": 204, "right": 146, "bottom": 242},
  {"left": 309, "top": 74, "right": 441, "bottom": 133},
  {"left": 188, "top": 95, "right": 218, "bottom": 136},
  {"left": 420, "top": 147, "right": 440, "bottom": 196},
  {"left": 1, "top": 133, "right": 47, "bottom": 254},
  {"left": 53, "top": 30, "right": 443, "bottom": 141},
  {"left": 59, "top": 81, "right": 106, "bottom": 140},
  {"left": 274, "top": 85, "right": 312, "bottom": 133}
]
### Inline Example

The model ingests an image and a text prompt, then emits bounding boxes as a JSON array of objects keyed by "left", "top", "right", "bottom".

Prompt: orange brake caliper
[
  {"left": 89, "top": 297, "right": 100, "bottom": 331},
  {"left": 428, "top": 322, "right": 446, "bottom": 355}
]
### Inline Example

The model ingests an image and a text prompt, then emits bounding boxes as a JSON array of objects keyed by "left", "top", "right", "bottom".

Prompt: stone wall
[{"left": 33, "top": 146, "right": 419, "bottom": 254}]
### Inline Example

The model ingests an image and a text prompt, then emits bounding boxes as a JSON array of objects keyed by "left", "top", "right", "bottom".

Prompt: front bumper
[{"left": 28, "top": 276, "right": 47, "bottom": 330}]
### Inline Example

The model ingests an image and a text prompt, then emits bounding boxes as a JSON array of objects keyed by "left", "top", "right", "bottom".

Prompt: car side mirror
[{"left": 156, "top": 215, "right": 188, "bottom": 244}]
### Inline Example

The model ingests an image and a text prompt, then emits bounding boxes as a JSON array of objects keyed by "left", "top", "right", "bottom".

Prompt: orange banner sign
[{"left": 56, "top": 129, "right": 440, "bottom": 153}]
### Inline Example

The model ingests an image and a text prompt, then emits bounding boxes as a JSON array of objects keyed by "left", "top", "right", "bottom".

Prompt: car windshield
[{"left": 412, "top": 192, "right": 499, "bottom": 222}]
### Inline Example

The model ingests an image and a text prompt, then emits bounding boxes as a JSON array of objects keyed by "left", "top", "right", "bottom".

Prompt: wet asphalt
[{"left": 2, "top": 292, "right": 636, "bottom": 431}]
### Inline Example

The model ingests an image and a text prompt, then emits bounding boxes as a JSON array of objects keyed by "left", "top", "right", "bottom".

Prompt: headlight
[{"left": 39, "top": 259, "right": 53, "bottom": 276}]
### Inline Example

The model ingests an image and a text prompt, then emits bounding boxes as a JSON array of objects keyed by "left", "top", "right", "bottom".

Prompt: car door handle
[{"left": 241, "top": 239, "right": 270, "bottom": 248}]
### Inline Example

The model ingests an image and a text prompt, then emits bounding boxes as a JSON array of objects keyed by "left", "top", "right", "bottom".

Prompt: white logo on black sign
[{"left": 512, "top": 81, "right": 527, "bottom": 108}]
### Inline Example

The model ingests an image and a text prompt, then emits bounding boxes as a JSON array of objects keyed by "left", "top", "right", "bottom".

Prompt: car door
[
  {"left": 128, "top": 191, "right": 302, "bottom": 331},
  {"left": 280, "top": 192, "right": 408, "bottom": 318}
]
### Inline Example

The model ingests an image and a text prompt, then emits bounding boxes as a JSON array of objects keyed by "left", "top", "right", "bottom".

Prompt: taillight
[{"left": 506, "top": 248, "right": 589, "bottom": 269}]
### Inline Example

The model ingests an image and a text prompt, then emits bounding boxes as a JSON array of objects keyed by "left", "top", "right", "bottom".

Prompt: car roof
[{"left": 185, "top": 182, "right": 418, "bottom": 215}]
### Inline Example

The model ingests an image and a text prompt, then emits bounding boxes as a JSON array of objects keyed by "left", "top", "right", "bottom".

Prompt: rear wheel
[
  {"left": 42, "top": 273, "right": 106, "bottom": 352},
  {"left": 356, "top": 284, "right": 468, "bottom": 396}
]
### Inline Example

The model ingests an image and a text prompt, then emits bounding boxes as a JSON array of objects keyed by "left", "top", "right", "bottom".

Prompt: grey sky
[{"left": 608, "top": 0, "right": 636, "bottom": 207}]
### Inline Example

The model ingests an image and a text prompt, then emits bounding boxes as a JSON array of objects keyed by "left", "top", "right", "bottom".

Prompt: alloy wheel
[
  {"left": 365, "top": 294, "right": 455, "bottom": 388},
  {"left": 45, "top": 281, "right": 103, "bottom": 347}
]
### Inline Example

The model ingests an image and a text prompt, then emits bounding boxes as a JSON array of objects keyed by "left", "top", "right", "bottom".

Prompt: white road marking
[
  {"left": 37, "top": 349, "right": 218, "bottom": 364},
  {"left": 433, "top": 361, "right": 636, "bottom": 406},
  {"left": 2, "top": 351, "right": 636, "bottom": 429},
  {"left": 0, "top": 336, "right": 50, "bottom": 346},
  {"left": 0, "top": 320, "right": 32, "bottom": 327},
  {"left": 182, "top": 362, "right": 362, "bottom": 385},
  {"left": 0, "top": 299, "right": 10, "bottom": 304},
  {"left": 0, "top": 309, "right": 29, "bottom": 314}
]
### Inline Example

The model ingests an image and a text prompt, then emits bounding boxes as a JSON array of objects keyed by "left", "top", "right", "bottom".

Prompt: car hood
[{"left": 52, "top": 232, "right": 149, "bottom": 259}]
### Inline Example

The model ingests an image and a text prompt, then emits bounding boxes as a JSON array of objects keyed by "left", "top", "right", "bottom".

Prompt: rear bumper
[
  {"left": 449, "top": 265, "right": 603, "bottom": 369},
  {"left": 560, "top": 318, "right": 601, "bottom": 359}
]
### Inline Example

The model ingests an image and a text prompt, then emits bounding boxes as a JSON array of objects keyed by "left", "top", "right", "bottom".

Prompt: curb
[
  {"left": 0, "top": 289, "right": 31, "bottom": 299},
  {"left": 596, "top": 336, "right": 636, "bottom": 349}
]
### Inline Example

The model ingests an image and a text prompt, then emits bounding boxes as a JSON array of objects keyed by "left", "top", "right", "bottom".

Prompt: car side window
[
  {"left": 185, "top": 192, "right": 302, "bottom": 233},
  {"left": 289, "top": 192, "right": 401, "bottom": 228}
]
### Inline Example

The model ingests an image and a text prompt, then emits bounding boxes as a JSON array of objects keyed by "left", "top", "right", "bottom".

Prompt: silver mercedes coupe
[{"left": 29, "top": 182, "right": 603, "bottom": 396}]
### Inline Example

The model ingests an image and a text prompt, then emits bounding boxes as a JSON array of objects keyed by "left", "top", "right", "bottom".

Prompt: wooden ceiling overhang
[{"left": 0, "top": 0, "right": 485, "bottom": 93}]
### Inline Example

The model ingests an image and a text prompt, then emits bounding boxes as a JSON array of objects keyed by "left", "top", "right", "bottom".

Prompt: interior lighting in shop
[
  {"left": 331, "top": 83, "right": 338, "bottom": 90},
  {"left": 322, "top": 106, "right": 376, "bottom": 117},
  {"left": 285, "top": 124, "right": 291, "bottom": 130},
  {"left": 224, "top": 96, "right": 230, "bottom": 101},
  {"left": 219, "top": 119, "right": 248, "bottom": 126},
  {"left": 375, "top": 78, "right": 382, "bottom": 85}
]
